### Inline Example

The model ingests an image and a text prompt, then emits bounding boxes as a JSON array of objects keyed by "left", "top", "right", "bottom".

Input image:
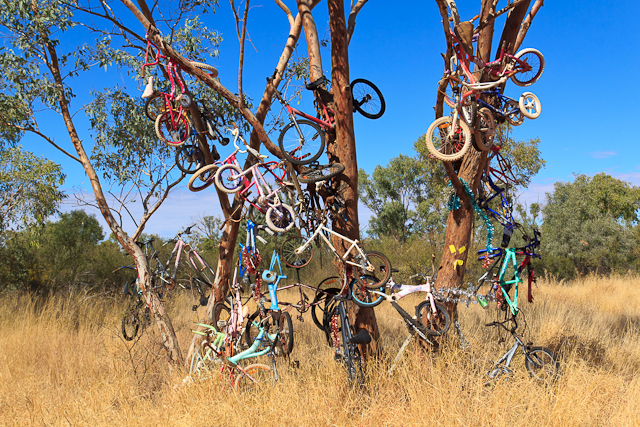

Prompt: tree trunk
[{"left": 327, "top": 0, "right": 380, "bottom": 352}]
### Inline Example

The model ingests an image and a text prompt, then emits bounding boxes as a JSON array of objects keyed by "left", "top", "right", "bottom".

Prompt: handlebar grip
[{"left": 485, "top": 322, "right": 497, "bottom": 327}]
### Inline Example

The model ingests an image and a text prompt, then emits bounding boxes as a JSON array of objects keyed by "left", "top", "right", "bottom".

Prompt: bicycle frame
[
  {"left": 476, "top": 88, "right": 521, "bottom": 122},
  {"left": 296, "top": 219, "right": 369, "bottom": 271},
  {"left": 231, "top": 162, "right": 290, "bottom": 212},
  {"left": 271, "top": 82, "right": 334, "bottom": 131},
  {"left": 478, "top": 175, "right": 517, "bottom": 229},
  {"left": 262, "top": 251, "right": 287, "bottom": 312}
]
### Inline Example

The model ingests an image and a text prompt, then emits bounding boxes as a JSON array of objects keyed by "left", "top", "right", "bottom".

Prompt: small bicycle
[
  {"left": 484, "top": 317, "right": 558, "bottom": 384},
  {"left": 268, "top": 73, "right": 385, "bottom": 165}
]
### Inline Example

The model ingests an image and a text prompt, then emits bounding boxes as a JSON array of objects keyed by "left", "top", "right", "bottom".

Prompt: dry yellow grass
[{"left": 1, "top": 276, "right": 639, "bottom": 426}]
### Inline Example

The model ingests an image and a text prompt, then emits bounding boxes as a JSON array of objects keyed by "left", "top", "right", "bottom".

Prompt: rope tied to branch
[{"left": 446, "top": 178, "right": 494, "bottom": 253}]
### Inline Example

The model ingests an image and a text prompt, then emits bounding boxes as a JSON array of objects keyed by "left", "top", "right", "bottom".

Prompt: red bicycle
[
  {"left": 141, "top": 35, "right": 217, "bottom": 146},
  {"left": 268, "top": 74, "right": 385, "bottom": 165}
]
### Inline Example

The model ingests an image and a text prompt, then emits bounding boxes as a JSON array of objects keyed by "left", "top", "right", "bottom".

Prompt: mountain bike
[
  {"left": 323, "top": 275, "right": 370, "bottom": 387},
  {"left": 268, "top": 73, "right": 385, "bottom": 165},
  {"left": 485, "top": 317, "right": 558, "bottom": 384},
  {"left": 476, "top": 229, "right": 541, "bottom": 315},
  {"left": 279, "top": 215, "right": 391, "bottom": 290},
  {"left": 140, "top": 226, "right": 215, "bottom": 308},
  {"left": 118, "top": 274, "right": 152, "bottom": 341}
]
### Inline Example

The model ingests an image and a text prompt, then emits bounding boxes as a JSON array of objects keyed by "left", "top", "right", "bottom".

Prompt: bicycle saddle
[
  {"left": 348, "top": 329, "right": 372, "bottom": 345},
  {"left": 306, "top": 75, "right": 328, "bottom": 91}
]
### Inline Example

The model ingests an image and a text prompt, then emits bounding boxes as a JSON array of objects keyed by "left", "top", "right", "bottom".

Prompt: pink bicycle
[{"left": 141, "top": 35, "right": 217, "bottom": 146}]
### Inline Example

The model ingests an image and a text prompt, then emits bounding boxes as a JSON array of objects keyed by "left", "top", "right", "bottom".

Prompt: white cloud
[{"left": 590, "top": 151, "right": 617, "bottom": 159}]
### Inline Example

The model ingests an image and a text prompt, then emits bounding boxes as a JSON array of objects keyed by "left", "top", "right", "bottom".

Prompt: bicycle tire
[
  {"left": 350, "top": 78, "right": 385, "bottom": 119},
  {"left": 144, "top": 93, "right": 168, "bottom": 121},
  {"left": 281, "top": 235, "right": 313, "bottom": 268},
  {"left": 190, "top": 61, "right": 219, "bottom": 78},
  {"left": 350, "top": 277, "right": 384, "bottom": 308},
  {"left": 278, "top": 120, "right": 325, "bottom": 165},
  {"left": 155, "top": 109, "right": 191, "bottom": 146},
  {"left": 425, "top": 116, "right": 472, "bottom": 162},
  {"left": 505, "top": 100, "right": 525, "bottom": 126},
  {"left": 215, "top": 163, "right": 244, "bottom": 193},
  {"left": 311, "top": 286, "right": 341, "bottom": 331},
  {"left": 188, "top": 163, "right": 218, "bottom": 192},
  {"left": 298, "top": 162, "right": 345, "bottom": 184},
  {"left": 459, "top": 98, "right": 477, "bottom": 128},
  {"left": 347, "top": 345, "right": 365, "bottom": 388},
  {"left": 415, "top": 300, "right": 450, "bottom": 336},
  {"left": 121, "top": 307, "right": 140, "bottom": 341},
  {"left": 265, "top": 203, "right": 295, "bottom": 233},
  {"left": 511, "top": 48, "right": 545, "bottom": 87},
  {"left": 473, "top": 107, "right": 495, "bottom": 151},
  {"left": 175, "top": 143, "right": 204, "bottom": 174},
  {"left": 244, "top": 310, "right": 294, "bottom": 356},
  {"left": 213, "top": 302, "right": 231, "bottom": 329},
  {"left": 310, "top": 276, "right": 341, "bottom": 328},
  {"left": 518, "top": 92, "right": 541, "bottom": 119},
  {"left": 524, "top": 346, "right": 558, "bottom": 383},
  {"left": 233, "top": 363, "right": 271, "bottom": 393},
  {"left": 355, "top": 251, "right": 392, "bottom": 290}
]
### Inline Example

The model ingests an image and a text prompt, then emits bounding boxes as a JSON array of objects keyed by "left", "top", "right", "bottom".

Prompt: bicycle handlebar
[{"left": 485, "top": 317, "right": 518, "bottom": 332}]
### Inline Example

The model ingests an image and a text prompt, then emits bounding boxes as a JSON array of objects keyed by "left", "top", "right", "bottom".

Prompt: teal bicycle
[
  {"left": 244, "top": 250, "right": 294, "bottom": 355},
  {"left": 476, "top": 230, "right": 541, "bottom": 316},
  {"left": 190, "top": 319, "right": 279, "bottom": 392}
]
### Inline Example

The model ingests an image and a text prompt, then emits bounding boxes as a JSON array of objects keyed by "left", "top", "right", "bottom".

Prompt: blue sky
[{"left": 24, "top": 0, "right": 640, "bottom": 237}]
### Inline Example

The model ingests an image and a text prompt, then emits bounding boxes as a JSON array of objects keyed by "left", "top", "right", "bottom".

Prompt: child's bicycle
[
  {"left": 484, "top": 317, "right": 558, "bottom": 384},
  {"left": 267, "top": 73, "right": 385, "bottom": 165}
]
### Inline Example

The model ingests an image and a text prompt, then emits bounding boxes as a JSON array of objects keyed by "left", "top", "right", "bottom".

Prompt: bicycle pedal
[{"left": 297, "top": 315, "right": 304, "bottom": 322}]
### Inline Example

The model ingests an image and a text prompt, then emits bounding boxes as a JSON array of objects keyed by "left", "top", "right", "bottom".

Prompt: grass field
[{"left": 1, "top": 275, "right": 639, "bottom": 426}]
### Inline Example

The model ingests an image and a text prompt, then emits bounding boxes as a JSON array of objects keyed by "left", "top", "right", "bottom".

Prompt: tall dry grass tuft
[{"left": 1, "top": 276, "right": 639, "bottom": 426}]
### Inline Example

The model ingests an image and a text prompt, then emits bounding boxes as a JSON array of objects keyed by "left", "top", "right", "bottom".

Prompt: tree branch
[
  {"left": 514, "top": 0, "right": 544, "bottom": 51},
  {"left": 346, "top": 0, "right": 368, "bottom": 45}
]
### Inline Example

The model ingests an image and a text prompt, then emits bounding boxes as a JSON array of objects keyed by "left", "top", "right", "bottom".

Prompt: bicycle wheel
[
  {"left": 215, "top": 163, "right": 244, "bottom": 193},
  {"left": 281, "top": 235, "right": 313, "bottom": 268},
  {"left": 265, "top": 203, "right": 295, "bottom": 233},
  {"left": 311, "top": 285, "right": 341, "bottom": 331},
  {"left": 415, "top": 300, "right": 450, "bottom": 336},
  {"left": 459, "top": 98, "right": 477, "bottom": 128},
  {"left": 511, "top": 48, "right": 545, "bottom": 87},
  {"left": 350, "top": 78, "right": 385, "bottom": 119},
  {"left": 298, "top": 162, "right": 345, "bottom": 184},
  {"left": 121, "top": 306, "right": 140, "bottom": 341},
  {"left": 518, "top": 92, "right": 541, "bottom": 119},
  {"left": 277, "top": 311, "right": 294, "bottom": 356},
  {"left": 278, "top": 120, "right": 325, "bottom": 165},
  {"left": 347, "top": 345, "right": 365, "bottom": 388},
  {"left": 190, "top": 61, "right": 219, "bottom": 78},
  {"left": 144, "top": 93, "right": 168, "bottom": 121},
  {"left": 355, "top": 251, "right": 391, "bottom": 290},
  {"left": 473, "top": 107, "right": 495, "bottom": 151},
  {"left": 524, "top": 346, "right": 558, "bottom": 383},
  {"left": 175, "top": 143, "right": 204, "bottom": 174},
  {"left": 505, "top": 99, "right": 525, "bottom": 126},
  {"left": 155, "top": 109, "right": 191, "bottom": 146},
  {"left": 213, "top": 302, "right": 231, "bottom": 329},
  {"left": 188, "top": 164, "right": 218, "bottom": 192},
  {"left": 425, "top": 116, "right": 472, "bottom": 162},
  {"left": 350, "top": 277, "right": 384, "bottom": 308},
  {"left": 233, "top": 363, "right": 271, "bottom": 394}
]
